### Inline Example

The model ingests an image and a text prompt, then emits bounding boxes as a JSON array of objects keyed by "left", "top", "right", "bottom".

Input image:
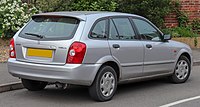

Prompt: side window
[
  {"left": 90, "top": 19, "right": 107, "bottom": 39},
  {"left": 110, "top": 18, "right": 136, "bottom": 40},
  {"left": 133, "top": 18, "right": 162, "bottom": 41}
]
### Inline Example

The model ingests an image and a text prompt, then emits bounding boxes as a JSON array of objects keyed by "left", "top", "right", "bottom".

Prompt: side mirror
[{"left": 163, "top": 34, "right": 171, "bottom": 41}]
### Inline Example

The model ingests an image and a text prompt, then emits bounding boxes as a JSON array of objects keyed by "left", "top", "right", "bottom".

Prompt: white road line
[{"left": 160, "top": 95, "right": 200, "bottom": 107}]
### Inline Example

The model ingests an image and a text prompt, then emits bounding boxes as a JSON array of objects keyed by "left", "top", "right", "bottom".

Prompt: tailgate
[
  {"left": 14, "top": 16, "right": 84, "bottom": 65},
  {"left": 15, "top": 37, "right": 72, "bottom": 65}
]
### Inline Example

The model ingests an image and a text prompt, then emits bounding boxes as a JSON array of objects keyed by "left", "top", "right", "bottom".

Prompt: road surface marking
[{"left": 160, "top": 95, "right": 200, "bottom": 107}]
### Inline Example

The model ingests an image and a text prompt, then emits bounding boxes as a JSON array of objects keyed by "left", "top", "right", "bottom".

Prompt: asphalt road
[{"left": 0, "top": 66, "right": 200, "bottom": 107}]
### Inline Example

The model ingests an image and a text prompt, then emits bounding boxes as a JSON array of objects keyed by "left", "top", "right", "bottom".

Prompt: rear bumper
[{"left": 8, "top": 58, "right": 101, "bottom": 86}]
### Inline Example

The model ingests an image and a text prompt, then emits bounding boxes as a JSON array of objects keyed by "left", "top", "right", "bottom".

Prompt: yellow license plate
[{"left": 27, "top": 48, "right": 53, "bottom": 58}]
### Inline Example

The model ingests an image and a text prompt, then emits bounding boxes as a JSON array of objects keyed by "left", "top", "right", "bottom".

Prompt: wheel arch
[
  {"left": 180, "top": 52, "right": 191, "bottom": 63},
  {"left": 175, "top": 49, "right": 193, "bottom": 68},
  {"left": 100, "top": 61, "right": 120, "bottom": 81},
  {"left": 93, "top": 56, "right": 122, "bottom": 83}
]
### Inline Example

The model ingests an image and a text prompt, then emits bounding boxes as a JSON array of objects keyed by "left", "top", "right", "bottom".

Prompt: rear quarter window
[
  {"left": 19, "top": 16, "right": 80, "bottom": 40},
  {"left": 89, "top": 19, "right": 108, "bottom": 39}
]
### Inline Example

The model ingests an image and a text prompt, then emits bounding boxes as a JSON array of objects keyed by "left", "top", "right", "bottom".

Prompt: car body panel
[
  {"left": 8, "top": 58, "right": 100, "bottom": 86},
  {"left": 108, "top": 40, "right": 144, "bottom": 79},
  {"left": 142, "top": 41, "right": 174, "bottom": 75},
  {"left": 169, "top": 40, "right": 193, "bottom": 67}
]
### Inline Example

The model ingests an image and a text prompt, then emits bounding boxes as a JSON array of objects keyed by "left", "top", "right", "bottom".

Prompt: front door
[{"left": 132, "top": 18, "right": 174, "bottom": 75}]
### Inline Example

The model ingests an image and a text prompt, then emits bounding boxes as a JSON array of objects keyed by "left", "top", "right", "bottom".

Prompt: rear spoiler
[{"left": 32, "top": 13, "right": 86, "bottom": 21}]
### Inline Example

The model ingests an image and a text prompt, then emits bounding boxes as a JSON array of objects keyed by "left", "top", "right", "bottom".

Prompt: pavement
[
  {"left": 192, "top": 49, "right": 200, "bottom": 62},
  {"left": 0, "top": 49, "right": 199, "bottom": 93},
  {"left": 0, "top": 63, "right": 20, "bottom": 85},
  {"left": 0, "top": 63, "right": 21, "bottom": 93}
]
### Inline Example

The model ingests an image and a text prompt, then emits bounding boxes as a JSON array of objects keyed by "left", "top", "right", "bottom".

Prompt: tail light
[
  {"left": 66, "top": 42, "right": 86, "bottom": 64},
  {"left": 9, "top": 38, "right": 16, "bottom": 58}
]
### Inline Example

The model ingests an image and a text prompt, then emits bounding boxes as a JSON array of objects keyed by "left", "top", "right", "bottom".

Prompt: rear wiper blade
[{"left": 25, "top": 32, "right": 44, "bottom": 39}]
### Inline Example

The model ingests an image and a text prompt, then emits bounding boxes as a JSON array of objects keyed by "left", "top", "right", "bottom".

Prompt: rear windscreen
[{"left": 19, "top": 16, "right": 80, "bottom": 40}]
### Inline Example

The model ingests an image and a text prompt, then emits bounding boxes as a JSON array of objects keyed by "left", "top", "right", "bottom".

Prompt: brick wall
[{"left": 164, "top": 0, "right": 200, "bottom": 28}]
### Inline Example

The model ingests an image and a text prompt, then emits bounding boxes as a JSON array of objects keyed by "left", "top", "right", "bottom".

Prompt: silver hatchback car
[{"left": 8, "top": 11, "right": 192, "bottom": 101}]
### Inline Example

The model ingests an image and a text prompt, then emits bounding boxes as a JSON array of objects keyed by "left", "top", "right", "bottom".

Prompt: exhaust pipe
[{"left": 55, "top": 82, "right": 68, "bottom": 89}]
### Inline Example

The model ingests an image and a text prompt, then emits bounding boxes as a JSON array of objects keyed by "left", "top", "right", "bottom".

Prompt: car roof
[{"left": 32, "top": 11, "right": 143, "bottom": 21}]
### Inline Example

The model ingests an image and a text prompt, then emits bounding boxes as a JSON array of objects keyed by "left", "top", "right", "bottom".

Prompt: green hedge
[
  {"left": 35, "top": 0, "right": 118, "bottom": 12},
  {"left": 34, "top": 0, "right": 174, "bottom": 28},
  {"left": 117, "top": 0, "right": 174, "bottom": 28},
  {"left": 162, "top": 27, "right": 198, "bottom": 38},
  {"left": 3, "top": 0, "right": 198, "bottom": 39},
  {"left": 0, "top": 29, "right": 2, "bottom": 37}
]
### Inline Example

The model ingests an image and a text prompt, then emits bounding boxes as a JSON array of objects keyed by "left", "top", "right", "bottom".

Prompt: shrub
[
  {"left": 162, "top": 27, "right": 199, "bottom": 47},
  {"left": 117, "top": 0, "right": 174, "bottom": 28},
  {"left": 171, "top": 1, "right": 189, "bottom": 27},
  {"left": 176, "top": 11, "right": 189, "bottom": 27},
  {"left": 68, "top": 0, "right": 118, "bottom": 11},
  {"left": 35, "top": 0, "right": 72, "bottom": 12},
  {"left": 0, "top": 29, "right": 2, "bottom": 37},
  {"left": 162, "top": 27, "right": 198, "bottom": 38},
  {"left": 0, "top": 0, "right": 38, "bottom": 38},
  {"left": 35, "top": 0, "right": 118, "bottom": 12},
  {"left": 191, "top": 18, "right": 200, "bottom": 34}
]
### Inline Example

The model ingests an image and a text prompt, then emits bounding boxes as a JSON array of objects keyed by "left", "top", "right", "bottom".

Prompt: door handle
[
  {"left": 146, "top": 44, "right": 152, "bottom": 49},
  {"left": 113, "top": 44, "right": 120, "bottom": 49}
]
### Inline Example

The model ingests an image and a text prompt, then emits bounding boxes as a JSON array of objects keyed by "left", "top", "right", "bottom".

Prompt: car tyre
[
  {"left": 169, "top": 56, "right": 191, "bottom": 83},
  {"left": 89, "top": 66, "right": 117, "bottom": 102},
  {"left": 22, "top": 79, "right": 48, "bottom": 91}
]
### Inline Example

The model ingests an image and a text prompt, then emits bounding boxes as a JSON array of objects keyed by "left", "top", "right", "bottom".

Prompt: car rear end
[{"left": 8, "top": 13, "right": 99, "bottom": 86}]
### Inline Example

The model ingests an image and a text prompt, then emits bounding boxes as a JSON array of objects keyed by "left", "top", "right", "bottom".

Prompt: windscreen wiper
[{"left": 25, "top": 32, "right": 45, "bottom": 39}]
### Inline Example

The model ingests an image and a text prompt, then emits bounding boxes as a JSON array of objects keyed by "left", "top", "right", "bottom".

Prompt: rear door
[
  {"left": 132, "top": 18, "right": 174, "bottom": 75},
  {"left": 108, "top": 17, "right": 144, "bottom": 79},
  {"left": 15, "top": 16, "right": 83, "bottom": 65}
]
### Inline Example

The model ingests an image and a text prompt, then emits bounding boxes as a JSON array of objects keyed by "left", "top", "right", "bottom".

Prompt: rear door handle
[
  {"left": 146, "top": 44, "right": 152, "bottom": 49},
  {"left": 113, "top": 44, "right": 120, "bottom": 49}
]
